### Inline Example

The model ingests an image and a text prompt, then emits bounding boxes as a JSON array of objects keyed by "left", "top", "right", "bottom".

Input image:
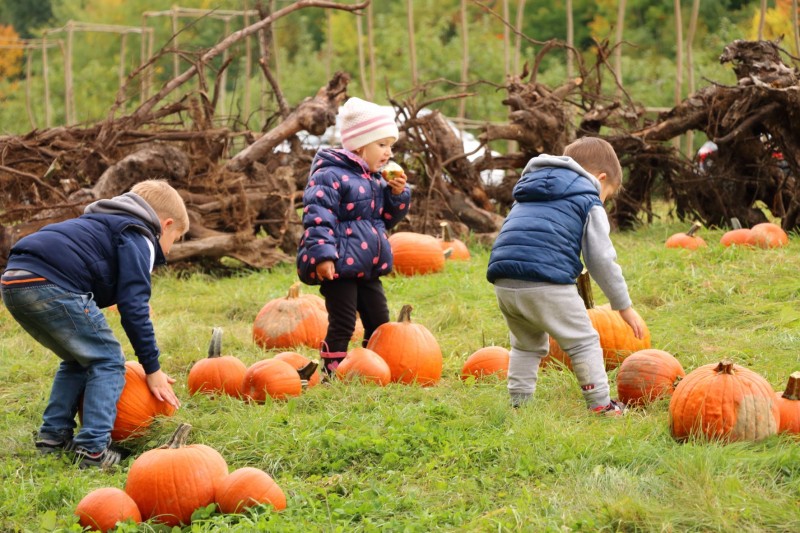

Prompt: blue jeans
[{"left": 1, "top": 282, "right": 126, "bottom": 453}]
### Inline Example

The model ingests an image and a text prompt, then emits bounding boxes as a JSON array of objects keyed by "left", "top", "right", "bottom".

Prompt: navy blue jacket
[
  {"left": 487, "top": 164, "right": 602, "bottom": 284},
  {"left": 297, "top": 148, "right": 411, "bottom": 284},
  {"left": 6, "top": 193, "right": 166, "bottom": 373}
]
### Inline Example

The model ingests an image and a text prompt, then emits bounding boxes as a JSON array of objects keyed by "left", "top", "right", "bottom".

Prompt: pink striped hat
[{"left": 339, "top": 97, "right": 399, "bottom": 151}]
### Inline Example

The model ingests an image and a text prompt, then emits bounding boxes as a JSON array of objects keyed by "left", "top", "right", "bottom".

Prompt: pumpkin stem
[
  {"left": 730, "top": 217, "right": 742, "bottom": 230},
  {"left": 443, "top": 247, "right": 454, "bottom": 259},
  {"left": 161, "top": 423, "right": 192, "bottom": 449},
  {"left": 208, "top": 327, "right": 223, "bottom": 358},
  {"left": 672, "top": 375, "right": 683, "bottom": 389},
  {"left": 714, "top": 359, "right": 735, "bottom": 375},
  {"left": 781, "top": 371, "right": 800, "bottom": 400},
  {"left": 576, "top": 270, "right": 594, "bottom": 309},
  {"left": 287, "top": 282, "right": 301, "bottom": 299},
  {"left": 397, "top": 304, "right": 414, "bottom": 323},
  {"left": 297, "top": 360, "right": 319, "bottom": 383},
  {"left": 440, "top": 221, "right": 454, "bottom": 242},
  {"left": 686, "top": 221, "right": 702, "bottom": 237}
]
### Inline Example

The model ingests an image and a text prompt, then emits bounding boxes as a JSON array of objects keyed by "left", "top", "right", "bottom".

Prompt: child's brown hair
[
  {"left": 563, "top": 137, "right": 623, "bottom": 189},
  {"left": 131, "top": 180, "right": 190, "bottom": 235}
]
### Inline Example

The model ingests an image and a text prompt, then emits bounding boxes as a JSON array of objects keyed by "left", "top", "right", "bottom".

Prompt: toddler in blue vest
[
  {"left": 297, "top": 97, "right": 411, "bottom": 374},
  {"left": 487, "top": 137, "right": 646, "bottom": 415},
  {"left": 1, "top": 179, "right": 187, "bottom": 467}
]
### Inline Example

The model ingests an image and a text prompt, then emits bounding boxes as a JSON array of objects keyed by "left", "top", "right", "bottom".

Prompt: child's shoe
[
  {"left": 591, "top": 399, "right": 628, "bottom": 417},
  {"left": 510, "top": 393, "right": 532, "bottom": 409},
  {"left": 74, "top": 446, "right": 127, "bottom": 469},
  {"left": 35, "top": 437, "right": 76, "bottom": 455}
]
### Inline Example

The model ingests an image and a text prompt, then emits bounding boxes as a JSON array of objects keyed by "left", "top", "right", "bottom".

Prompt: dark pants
[{"left": 320, "top": 278, "right": 390, "bottom": 353}]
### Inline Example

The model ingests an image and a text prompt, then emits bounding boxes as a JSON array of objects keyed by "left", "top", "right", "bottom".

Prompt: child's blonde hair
[
  {"left": 563, "top": 137, "right": 623, "bottom": 189},
  {"left": 130, "top": 179, "right": 190, "bottom": 235}
]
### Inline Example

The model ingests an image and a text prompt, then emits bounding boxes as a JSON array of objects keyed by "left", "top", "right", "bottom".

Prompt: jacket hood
[
  {"left": 514, "top": 154, "right": 601, "bottom": 202},
  {"left": 313, "top": 148, "right": 371, "bottom": 175},
  {"left": 84, "top": 192, "right": 162, "bottom": 238}
]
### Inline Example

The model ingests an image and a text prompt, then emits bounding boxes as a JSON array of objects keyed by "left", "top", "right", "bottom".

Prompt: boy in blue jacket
[
  {"left": 487, "top": 137, "right": 645, "bottom": 415},
  {"left": 297, "top": 97, "right": 411, "bottom": 374},
  {"left": 1, "top": 179, "right": 187, "bottom": 467}
]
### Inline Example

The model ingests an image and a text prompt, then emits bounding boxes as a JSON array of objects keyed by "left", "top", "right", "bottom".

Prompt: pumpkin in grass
[
  {"left": 336, "top": 347, "right": 392, "bottom": 385},
  {"left": 75, "top": 487, "right": 141, "bottom": 532},
  {"left": 616, "top": 349, "right": 685, "bottom": 405},
  {"left": 388, "top": 232, "right": 446, "bottom": 275},
  {"left": 720, "top": 228, "right": 753, "bottom": 247},
  {"left": 366, "top": 305, "right": 442, "bottom": 385},
  {"left": 187, "top": 327, "right": 248, "bottom": 398},
  {"left": 242, "top": 358, "right": 304, "bottom": 402},
  {"left": 216, "top": 467, "right": 286, "bottom": 513},
  {"left": 125, "top": 423, "right": 228, "bottom": 527},
  {"left": 461, "top": 346, "right": 510, "bottom": 381},
  {"left": 669, "top": 360, "right": 779, "bottom": 442},
  {"left": 274, "top": 351, "right": 321, "bottom": 388},
  {"left": 112, "top": 361, "right": 177, "bottom": 441},
  {"left": 542, "top": 272, "right": 650, "bottom": 371},
  {"left": 747, "top": 222, "right": 789, "bottom": 248},
  {"left": 775, "top": 371, "right": 800, "bottom": 434},
  {"left": 665, "top": 221, "right": 707, "bottom": 250},
  {"left": 439, "top": 221, "right": 470, "bottom": 261},
  {"left": 253, "top": 282, "right": 328, "bottom": 349}
]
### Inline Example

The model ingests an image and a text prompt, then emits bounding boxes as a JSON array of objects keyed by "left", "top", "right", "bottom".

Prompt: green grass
[{"left": 2, "top": 220, "right": 800, "bottom": 532}]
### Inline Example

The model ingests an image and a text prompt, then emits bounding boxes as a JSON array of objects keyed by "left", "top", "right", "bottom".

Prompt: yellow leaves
[
  {"left": 0, "top": 25, "right": 23, "bottom": 80},
  {"left": 747, "top": 0, "right": 800, "bottom": 54}
]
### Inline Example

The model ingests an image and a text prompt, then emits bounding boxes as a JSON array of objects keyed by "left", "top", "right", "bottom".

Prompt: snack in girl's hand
[{"left": 381, "top": 161, "right": 404, "bottom": 182}]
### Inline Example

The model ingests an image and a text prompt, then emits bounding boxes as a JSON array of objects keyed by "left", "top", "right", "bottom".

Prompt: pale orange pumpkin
[
  {"left": 669, "top": 360, "right": 779, "bottom": 442},
  {"left": 242, "top": 359, "right": 303, "bottom": 402},
  {"left": 187, "top": 327, "right": 248, "bottom": 398},
  {"left": 336, "top": 347, "right": 392, "bottom": 385},
  {"left": 125, "top": 423, "right": 229, "bottom": 527},
  {"left": 388, "top": 232, "right": 447, "bottom": 275},
  {"left": 253, "top": 283, "right": 328, "bottom": 350},
  {"left": 616, "top": 349, "right": 685, "bottom": 405},
  {"left": 720, "top": 228, "right": 753, "bottom": 247},
  {"left": 439, "top": 221, "right": 471, "bottom": 261},
  {"left": 775, "top": 371, "right": 800, "bottom": 434},
  {"left": 665, "top": 221, "right": 707, "bottom": 250},
  {"left": 112, "top": 361, "right": 176, "bottom": 441},
  {"left": 75, "top": 487, "right": 141, "bottom": 532},
  {"left": 366, "top": 305, "right": 443, "bottom": 385},
  {"left": 274, "top": 351, "right": 321, "bottom": 388},
  {"left": 216, "top": 467, "right": 286, "bottom": 513},
  {"left": 460, "top": 346, "right": 510, "bottom": 381},
  {"left": 747, "top": 222, "right": 789, "bottom": 248}
]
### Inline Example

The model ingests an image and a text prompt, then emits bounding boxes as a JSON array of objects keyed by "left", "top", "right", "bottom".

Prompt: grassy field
[{"left": 1, "top": 219, "right": 800, "bottom": 532}]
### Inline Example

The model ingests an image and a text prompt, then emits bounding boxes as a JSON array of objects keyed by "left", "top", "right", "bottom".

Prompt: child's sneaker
[
  {"left": 74, "top": 446, "right": 126, "bottom": 469},
  {"left": 591, "top": 399, "right": 628, "bottom": 417},
  {"left": 35, "top": 437, "right": 76, "bottom": 455},
  {"left": 510, "top": 393, "right": 532, "bottom": 409}
]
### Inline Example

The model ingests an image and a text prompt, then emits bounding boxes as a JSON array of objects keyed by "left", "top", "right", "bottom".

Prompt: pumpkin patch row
[{"left": 665, "top": 221, "right": 789, "bottom": 249}]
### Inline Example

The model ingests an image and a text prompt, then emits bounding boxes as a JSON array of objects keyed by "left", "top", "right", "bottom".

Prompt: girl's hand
[
  {"left": 388, "top": 173, "right": 407, "bottom": 195},
  {"left": 316, "top": 260, "right": 336, "bottom": 280}
]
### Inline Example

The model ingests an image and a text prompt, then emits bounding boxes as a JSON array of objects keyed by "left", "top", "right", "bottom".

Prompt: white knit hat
[{"left": 339, "top": 97, "right": 399, "bottom": 151}]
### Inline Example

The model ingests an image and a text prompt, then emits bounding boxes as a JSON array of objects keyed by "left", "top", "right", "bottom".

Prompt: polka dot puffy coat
[{"left": 297, "top": 148, "right": 411, "bottom": 285}]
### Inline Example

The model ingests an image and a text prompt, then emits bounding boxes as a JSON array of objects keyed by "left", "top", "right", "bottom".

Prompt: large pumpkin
[
  {"left": 461, "top": 346, "right": 509, "bottom": 381},
  {"left": 242, "top": 358, "right": 304, "bottom": 402},
  {"left": 665, "top": 221, "right": 707, "bottom": 250},
  {"left": 669, "top": 360, "right": 779, "bottom": 442},
  {"left": 747, "top": 222, "right": 789, "bottom": 248},
  {"left": 439, "top": 222, "right": 471, "bottom": 261},
  {"left": 187, "top": 327, "right": 248, "bottom": 398},
  {"left": 274, "top": 351, "right": 322, "bottom": 388},
  {"left": 388, "top": 232, "right": 446, "bottom": 275},
  {"left": 125, "top": 423, "right": 229, "bottom": 527},
  {"left": 775, "top": 371, "right": 800, "bottom": 434},
  {"left": 616, "top": 349, "right": 685, "bottom": 405},
  {"left": 253, "top": 283, "right": 328, "bottom": 350},
  {"left": 216, "top": 467, "right": 286, "bottom": 513},
  {"left": 112, "top": 361, "right": 177, "bottom": 441},
  {"left": 542, "top": 272, "right": 650, "bottom": 371},
  {"left": 366, "top": 305, "right": 443, "bottom": 385},
  {"left": 336, "top": 347, "right": 392, "bottom": 385},
  {"left": 75, "top": 487, "right": 141, "bottom": 532}
]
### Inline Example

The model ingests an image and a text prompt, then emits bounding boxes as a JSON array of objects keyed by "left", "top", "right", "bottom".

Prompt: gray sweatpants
[{"left": 493, "top": 279, "right": 610, "bottom": 409}]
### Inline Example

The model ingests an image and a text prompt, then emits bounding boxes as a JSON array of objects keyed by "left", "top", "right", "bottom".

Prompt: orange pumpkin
[
  {"left": 461, "top": 346, "right": 510, "bottom": 381},
  {"left": 75, "top": 487, "right": 141, "bottom": 532},
  {"left": 366, "top": 305, "right": 443, "bottom": 386},
  {"left": 336, "top": 347, "right": 392, "bottom": 385},
  {"left": 616, "top": 349, "right": 685, "bottom": 405},
  {"left": 112, "top": 361, "right": 176, "bottom": 441},
  {"left": 665, "top": 221, "right": 707, "bottom": 249},
  {"left": 187, "top": 327, "right": 248, "bottom": 398},
  {"left": 542, "top": 272, "right": 650, "bottom": 371},
  {"left": 775, "top": 371, "right": 800, "bottom": 434},
  {"left": 720, "top": 228, "right": 753, "bottom": 247},
  {"left": 242, "top": 359, "right": 303, "bottom": 402},
  {"left": 669, "top": 360, "right": 779, "bottom": 442},
  {"left": 439, "top": 222, "right": 471, "bottom": 261},
  {"left": 125, "top": 423, "right": 229, "bottom": 527},
  {"left": 388, "top": 232, "right": 446, "bottom": 275},
  {"left": 253, "top": 283, "right": 328, "bottom": 350},
  {"left": 747, "top": 222, "right": 789, "bottom": 248},
  {"left": 274, "top": 351, "right": 322, "bottom": 388},
  {"left": 216, "top": 467, "right": 287, "bottom": 513}
]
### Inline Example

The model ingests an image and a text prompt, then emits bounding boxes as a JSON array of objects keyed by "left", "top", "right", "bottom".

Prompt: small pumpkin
[
  {"left": 336, "top": 347, "right": 392, "bottom": 385},
  {"left": 216, "top": 467, "right": 287, "bottom": 513},
  {"left": 253, "top": 282, "right": 328, "bottom": 350},
  {"left": 775, "top": 371, "right": 800, "bottom": 434},
  {"left": 242, "top": 358, "right": 304, "bottom": 402},
  {"left": 461, "top": 346, "right": 510, "bottom": 381},
  {"left": 747, "top": 222, "right": 789, "bottom": 248},
  {"left": 125, "top": 423, "right": 229, "bottom": 527},
  {"left": 669, "top": 359, "right": 779, "bottom": 442},
  {"left": 388, "top": 232, "right": 447, "bottom": 275},
  {"left": 665, "top": 221, "right": 707, "bottom": 250},
  {"left": 616, "top": 349, "right": 685, "bottom": 405},
  {"left": 187, "top": 327, "right": 248, "bottom": 398},
  {"left": 366, "top": 304, "right": 443, "bottom": 386},
  {"left": 112, "top": 361, "right": 177, "bottom": 441},
  {"left": 439, "top": 221, "right": 471, "bottom": 261},
  {"left": 75, "top": 487, "right": 141, "bottom": 532},
  {"left": 274, "top": 351, "right": 322, "bottom": 388}
]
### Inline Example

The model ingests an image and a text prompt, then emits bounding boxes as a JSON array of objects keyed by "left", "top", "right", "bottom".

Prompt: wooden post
[
  {"left": 566, "top": 0, "right": 573, "bottom": 80},
  {"left": 140, "top": 15, "right": 148, "bottom": 104},
  {"left": 65, "top": 21, "right": 75, "bottom": 124},
  {"left": 25, "top": 46, "right": 36, "bottom": 129},
  {"left": 356, "top": 9, "right": 370, "bottom": 99},
  {"left": 673, "top": 0, "right": 683, "bottom": 151},
  {"left": 407, "top": 0, "right": 418, "bottom": 86},
  {"left": 367, "top": 1, "right": 375, "bottom": 99},
  {"left": 221, "top": 17, "right": 230, "bottom": 117},
  {"left": 458, "top": 0, "right": 468, "bottom": 129},
  {"left": 614, "top": 0, "right": 626, "bottom": 97},
  {"left": 326, "top": 10, "right": 333, "bottom": 81},
  {"left": 684, "top": 0, "right": 700, "bottom": 157},
  {"left": 758, "top": 0, "right": 767, "bottom": 40},
  {"left": 42, "top": 36, "right": 51, "bottom": 127},
  {"left": 244, "top": 5, "right": 252, "bottom": 126},
  {"left": 513, "top": 0, "right": 526, "bottom": 74},
  {"left": 503, "top": 0, "right": 510, "bottom": 76},
  {"left": 171, "top": 5, "right": 180, "bottom": 79},
  {"left": 793, "top": 0, "right": 799, "bottom": 55},
  {"left": 119, "top": 32, "right": 127, "bottom": 111}
]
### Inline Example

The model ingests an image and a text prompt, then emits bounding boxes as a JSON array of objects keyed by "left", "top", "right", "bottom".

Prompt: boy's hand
[
  {"left": 315, "top": 260, "right": 335, "bottom": 281},
  {"left": 388, "top": 173, "right": 407, "bottom": 195},
  {"left": 618, "top": 307, "right": 646, "bottom": 340},
  {"left": 146, "top": 369, "right": 181, "bottom": 409}
]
